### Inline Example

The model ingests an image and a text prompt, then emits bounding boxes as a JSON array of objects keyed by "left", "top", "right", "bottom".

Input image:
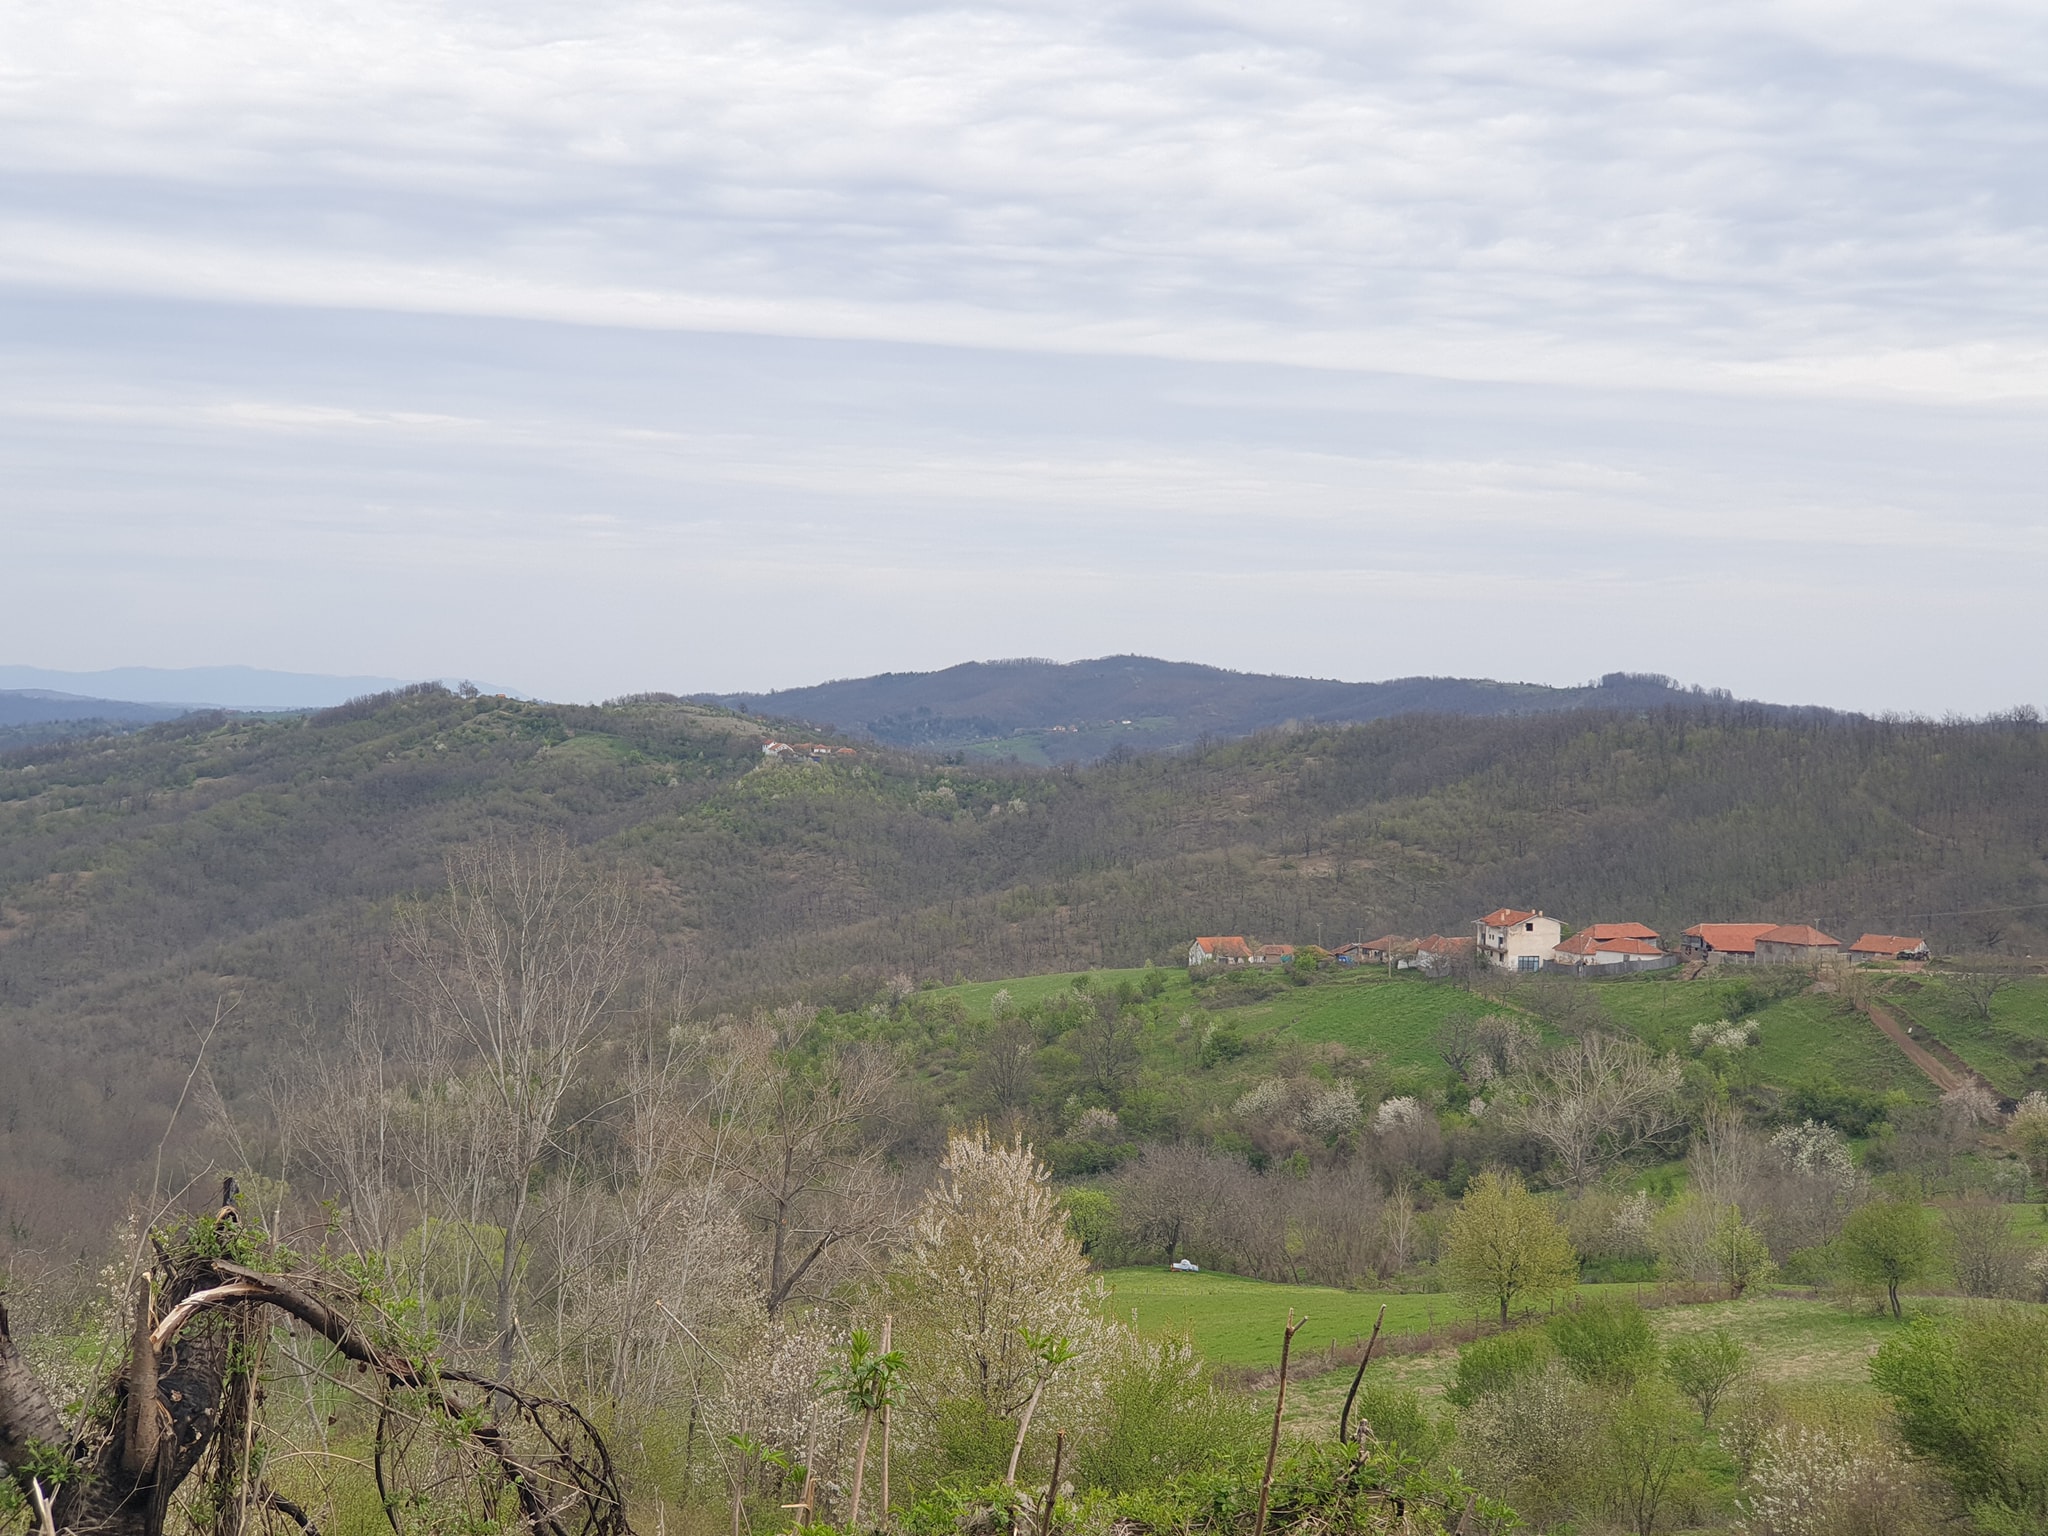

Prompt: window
[{"left": 1517, "top": 955, "right": 1541, "bottom": 972}]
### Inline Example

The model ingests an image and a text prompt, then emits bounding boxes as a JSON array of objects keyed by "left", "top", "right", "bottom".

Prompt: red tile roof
[
  {"left": 1582, "top": 921, "right": 1659, "bottom": 942},
  {"left": 1256, "top": 944, "right": 1296, "bottom": 959},
  {"left": 1192, "top": 936, "right": 1253, "bottom": 959},
  {"left": 1415, "top": 934, "right": 1470, "bottom": 955},
  {"left": 1556, "top": 933, "right": 1663, "bottom": 957},
  {"left": 1478, "top": 908, "right": 1539, "bottom": 928},
  {"left": 1847, "top": 934, "right": 1927, "bottom": 955},
  {"left": 1683, "top": 923, "right": 1778, "bottom": 954},
  {"left": 1755, "top": 924, "right": 1840, "bottom": 948},
  {"left": 1362, "top": 934, "right": 1413, "bottom": 951}
]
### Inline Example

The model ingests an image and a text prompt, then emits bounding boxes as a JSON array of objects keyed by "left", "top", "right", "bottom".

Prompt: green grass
[
  {"left": 1213, "top": 975, "right": 1499, "bottom": 1069},
  {"left": 1595, "top": 975, "right": 1763, "bottom": 1052},
  {"left": 933, "top": 967, "right": 1184, "bottom": 1019},
  {"left": 1885, "top": 976, "right": 2048, "bottom": 1097},
  {"left": 1099, "top": 1266, "right": 1648, "bottom": 1366},
  {"left": 1744, "top": 993, "right": 1935, "bottom": 1097}
]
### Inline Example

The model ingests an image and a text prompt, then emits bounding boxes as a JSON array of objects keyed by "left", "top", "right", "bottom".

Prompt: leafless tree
[
  {"left": 1949, "top": 968, "right": 2018, "bottom": 1021},
  {"left": 1503, "top": 1033, "right": 1685, "bottom": 1188},
  {"left": 699, "top": 1007, "right": 900, "bottom": 1315},
  {"left": 397, "top": 834, "right": 642, "bottom": 1380}
]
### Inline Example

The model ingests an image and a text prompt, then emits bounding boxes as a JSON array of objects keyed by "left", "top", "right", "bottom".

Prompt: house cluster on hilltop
[
  {"left": 1188, "top": 909, "right": 1930, "bottom": 975},
  {"left": 762, "top": 739, "right": 858, "bottom": 760}
]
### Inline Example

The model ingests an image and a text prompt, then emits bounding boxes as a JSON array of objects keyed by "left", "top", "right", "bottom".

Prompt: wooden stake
[
  {"left": 879, "top": 1316, "right": 893, "bottom": 1525},
  {"left": 1037, "top": 1429, "right": 1065, "bottom": 1536},
  {"left": 1336, "top": 1304, "right": 1387, "bottom": 1446},
  {"left": 1253, "top": 1311, "right": 1306, "bottom": 1536}
]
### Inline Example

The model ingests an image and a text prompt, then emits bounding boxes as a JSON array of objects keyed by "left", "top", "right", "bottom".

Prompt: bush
[
  {"left": 1787, "top": 1078, "right": 1900, "bottom": 1138},
  {"left": 1872, "top": 1304, "right": 2048, "bottom": 1531},
  {"left": 1664, "top": 1327, "right": 1749, "bottom": 1425},
  {"left": 1548, "top": 1299, "right": 1658, "bottom": 1388},
  {"left": 1073, "top": 1335, "right": 1263, "bottom": 1496},
  {"left": 1351, "top": 1381, "right": 1446, "bottom": 1462},
  {"left": 1446, "top": 1327, "right": 1555, "bottom": 1407}
]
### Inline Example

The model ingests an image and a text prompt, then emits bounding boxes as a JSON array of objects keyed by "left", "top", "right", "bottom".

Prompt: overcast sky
[{"left": 3, "top": 0, "right": 2045, "bottom": 711}]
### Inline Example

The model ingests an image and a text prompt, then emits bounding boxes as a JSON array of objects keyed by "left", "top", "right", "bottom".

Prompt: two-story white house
[{"left": 1475, "top": 908, "right": 1564, "bottom": 972}]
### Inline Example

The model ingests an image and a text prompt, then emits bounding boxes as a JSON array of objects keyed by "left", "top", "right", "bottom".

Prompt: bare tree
[
  {"left": 1949, "top": 968, "right": 2017, "bottom": 1021},
  {"left": 1503, "top": 1033, "right": 1685, "bottom": 1188},
  {"left": 701, "top": 1007, "right": 899, "bottom": 1315},
  {"left": 398, "top": 834, "right": 641, "bottom": 1379}
]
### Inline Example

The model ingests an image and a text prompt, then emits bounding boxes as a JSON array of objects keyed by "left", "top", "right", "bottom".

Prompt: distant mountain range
[
  {"left": 707, "top": 655, "right": 1828, "bottom": 763},
  {"left": 0, "top": 665, "right": 417, "bottom": 710}
]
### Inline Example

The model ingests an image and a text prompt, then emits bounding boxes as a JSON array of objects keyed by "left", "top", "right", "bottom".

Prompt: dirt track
[{"left": 1859, "top": 1000, "right": 1999, "bottom": 1098}]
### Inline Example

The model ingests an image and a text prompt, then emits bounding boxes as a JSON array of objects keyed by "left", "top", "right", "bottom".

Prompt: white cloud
[{"left": 0, "top": 0, "right": 2044, "bottom": 710}]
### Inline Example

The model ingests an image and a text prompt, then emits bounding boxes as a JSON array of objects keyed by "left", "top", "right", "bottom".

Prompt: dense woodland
[{"left": 1, "top": 686, "right": 2045, "bottom": 1254}]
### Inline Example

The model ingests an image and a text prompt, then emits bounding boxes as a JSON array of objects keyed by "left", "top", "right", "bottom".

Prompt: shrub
[
  {"left": 1351, "top": 1381, "right": 1446, "bottom": 1462},
  {"left": 1446, "top": 1327, "right": 1555, "bottom": 1407},
  {"left": 1665, "top": 1327, "right": 1750, "bottom": 1425},
  {"left": 1786, "top": 1079, "right": 1899, "bottom": 1138},
  {"left": 1548, "top": 1298, "right": 1659, "bottom": 1388},
  {"left": 1456, "top": 1359, "right": 1604, "bottom": 1529},
  {"left": 1872, "top": 1305, "right": 2048, "bottom": 1532},
  {"left": 1073, "top": 1334, "right": 1263, "bottom": 1495}
]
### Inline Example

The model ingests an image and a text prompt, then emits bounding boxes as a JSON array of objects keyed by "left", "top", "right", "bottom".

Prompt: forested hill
[
  {"left": 706, "top": 655, "right": 1822, "bottom": 763},
  {"left": 2, "top": 684, "right": 2045, "bottom": 1247}
]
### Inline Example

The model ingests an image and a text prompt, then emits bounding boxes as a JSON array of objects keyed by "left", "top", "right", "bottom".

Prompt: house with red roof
[
  {"left": 1249, "top": 943, "right": 1297, "bottom": 965},
  {"left": 1681, "top": 923, "right": 1779, "bottom": 963},
  {"left": 1753, "top": 924, "right": 1842, "bottom": 964},
  {"left": 1581, "top": 921, "right": 1660, "bottom": 944},
  {"left": 1475, "top": 908, "right": 1564, "bottom": 972},
  {"left": 1846, "top": 934, "right": 1931, "bottom": 962},
  {"left": 1414, "top": 934, "right": 1472, "bottom": 974},
  {"left": 1552, "top": 932, "right": 1675, "bottom": 971},
  {"left": 1187, "top": 935, "right": 1254, "bottom": 968}
]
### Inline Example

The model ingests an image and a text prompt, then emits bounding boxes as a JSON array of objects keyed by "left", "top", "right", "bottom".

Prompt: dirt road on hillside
[{"left": 1860, "top": 1000, "right": 2001, "bottom": 1099}]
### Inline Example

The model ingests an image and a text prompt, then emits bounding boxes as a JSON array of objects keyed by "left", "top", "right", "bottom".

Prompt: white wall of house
[{"left": 1478, "top": 914, "right": 1563, "bottom": 972}]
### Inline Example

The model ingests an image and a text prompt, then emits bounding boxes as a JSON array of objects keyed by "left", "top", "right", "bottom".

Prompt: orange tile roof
[
  {"left": 1683, "top": 923, "right": 1778, "bottom": 954},
  {"left": 1362, "top": 934, "right": 1413, "bottom": 950},
  {"left": 1556, "top": 933, "right": 1663, "bottom": 957},
  {"left": 1193, "top": 936, "right": 1253, "bottom": 959},
  {"left": 1583, "top": 921, "right": 1659, "bottom": 942},
  {"left": 1847, "top": 933, "right": 1928, "bottom": 955},
  {"left": 1756, "top": 924, "right": 1840, "bottom": 948},
  {"left": 1256, "top": 944, "right": 1296, "bottom": 958},
  {"left": 1416, "top": 934, "right": 1470, "bottom": 954},
  {"left": 1478, "top": 908, "right": 1539, "bottom": 928}
]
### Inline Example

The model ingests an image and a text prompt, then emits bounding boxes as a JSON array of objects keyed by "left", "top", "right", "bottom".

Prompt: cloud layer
[{"left": 2, "top": 0, "right": 2045, "bottom": 708}]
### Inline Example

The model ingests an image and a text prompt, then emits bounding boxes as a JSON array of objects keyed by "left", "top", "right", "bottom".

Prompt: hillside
[
  {"left": 2, "top": 685, "right": 2046, "bottom": 1251},
  {"left": 706, "top": 655, "right": 1827, "bottom": 763}
]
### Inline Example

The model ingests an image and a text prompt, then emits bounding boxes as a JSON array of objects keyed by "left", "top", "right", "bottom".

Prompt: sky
[{"left": 2, "top": 0, "right": 2045, "bottom": 712}]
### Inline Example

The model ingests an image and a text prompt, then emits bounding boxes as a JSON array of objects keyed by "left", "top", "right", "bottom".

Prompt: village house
[
  {"left": 1335, "top": 934, "right": 1413, "bottom": 965},
  {"left": 1414, "top": 934, "right": 1471, "bottom": 973},
  {"left": 1681, "top": 923, "right": 1779, "bottom": 963},
  {"left": 1187, "top": 935, "right": 1254, "bottom": 968},
  {"left": 1475, "top": 908, "right": 1563, "bottom": 972},
  {"left": 1752, "top": 924, "right": 1843, "bottom": 964},
  {"left": 1552, "top": 932, "right": 1674, "bottom": 970},
  {"left": 1580, "top": 921, "right": 1660, "bottom": 944},
  {"left": 1249, "top": 943, "right": 1296, "bottom": 965},
  {"left": 1846, "top": 933, "right": 1932, "bottom": 962}
]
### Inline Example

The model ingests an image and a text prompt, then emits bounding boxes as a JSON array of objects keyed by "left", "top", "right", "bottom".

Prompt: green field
[
  {"left": 927, "top": 966, "right": 1520, "bottom": 1072},
  {"left": 1099, "top": 1266, "right": 1650, "bottom": 1366},
  {"left": 1745, "top": 992, "right": 1935, "bottom": 1097},
  {"left": 1885, "top": 976, "right": 2048, "bottom": 1097}
]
